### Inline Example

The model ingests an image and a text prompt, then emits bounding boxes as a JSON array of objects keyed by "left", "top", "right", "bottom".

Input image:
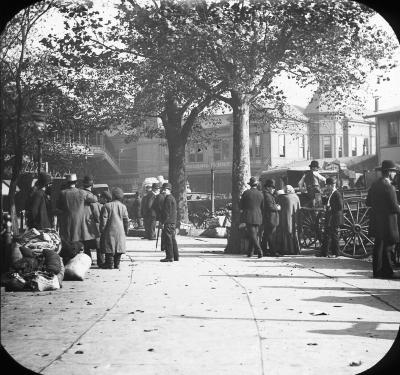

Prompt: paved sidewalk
[{"left": 1, "top": 236, "right": 400, "bottom": 375}]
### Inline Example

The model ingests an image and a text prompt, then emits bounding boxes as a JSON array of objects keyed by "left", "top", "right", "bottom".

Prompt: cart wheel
[
  {"left": 299, "top": 209, "right": 323, "bottom": 249},
  {"left": 340, "top": 198, "right": 373, "bottom": 259}
]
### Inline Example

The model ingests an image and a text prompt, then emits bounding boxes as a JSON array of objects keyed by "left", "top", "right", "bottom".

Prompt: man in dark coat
[
  {"left": 240, "top": 176, "right": 264, "bottom": 258},
  {"left": 130, "top": 192, "right": 142, "bottom": 228},
  {"left": 80, "top": 175, "right": 101, "bottom": 264},
  {"left": 140, "top": 185, "right": 152, "bottom": 238},
  {"left": 298, "top": 160, "right": 326, "bottom": 207},
  {"left": 143, "top": 183, "right": 160, "bottom": 240},
  {"left": 153, "top": 185, "right": 167, "bottom": 251},
  {"left": 56, "top": 173, "right": 98, "bottom": 243},
  {"left": 160, "top": 183, "right": 179, "bottom": 262},
  {"left": 319, "top": 177, "right": 343, "bottom": 257},
  {"left": 366, "top": 160, "right": 400, "bottom": 279},
  {"left": 26, "top": 172, "right": 53, "bottom": 229},
  {"left": 261, "top": 179, "right": 280, "bottom": 256}
]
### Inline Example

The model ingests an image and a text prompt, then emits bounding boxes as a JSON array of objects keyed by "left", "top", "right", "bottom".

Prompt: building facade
[{"left": 364, "top": 106, "right": 400, "bottom": 165}]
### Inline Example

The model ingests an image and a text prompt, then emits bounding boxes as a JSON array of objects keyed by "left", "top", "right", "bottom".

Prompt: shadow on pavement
[{"left": 308, "top": 321, "right": 400, "bottom": 340}]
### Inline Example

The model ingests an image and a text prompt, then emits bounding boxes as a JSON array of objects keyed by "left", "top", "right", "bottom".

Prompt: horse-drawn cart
[{"left": 298, "top": 190, "right": 374, "bottom": 259}]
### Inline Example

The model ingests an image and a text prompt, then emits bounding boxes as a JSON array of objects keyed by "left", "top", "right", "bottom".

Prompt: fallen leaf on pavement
[
  {"left": 75, "top": 351, "right": 84, "bottom": 354},
  {"left": 333, "top": 305, "right": 342, "bottom": 307},
  {"left": 349, "top": 361, "right": 362, "bottom": 367},
  {"left": 307, "top": 343, "right": 318, "bottom": 346},
  {"left": 310, "top": 311, "right": 328, "bottom": 316},
  {"left": 147, "top": 348, "right": 154, "bottom": 352}
]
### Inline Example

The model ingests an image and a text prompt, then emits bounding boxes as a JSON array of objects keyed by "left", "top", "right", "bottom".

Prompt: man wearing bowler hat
[
  {"left": 298, "top": 160, "right": 326, "bottom": 207},
  {"left": 160, "top": 183, "right": 179, "bottom": 262},
  {"left": 261, "top": 179, "right": 281, "bottom": 256},
  {"left": 143, "top": 183, "right": 160, "bottom": 240},
  {"left": 56, "top": 173, "right": 98, "bottom": 244},
  {"left": 26, "top": 172, "right": 54, "bottom": 229},
  {"left": 366, "top": 160, "right": 400, "bottom": 279},
  {"left": 240, "top": 177, "right": 264, "bottom": 258}
]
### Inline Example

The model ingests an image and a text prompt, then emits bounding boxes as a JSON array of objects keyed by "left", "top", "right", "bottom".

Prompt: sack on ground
[
  {"left": 64, "top": 253, "right": 91, "bottom": 281},
  {"left": 10, "top": 242, "right": 23, "bottom": 266},
  {"left": 56, "top": 260, "right": 65, "bottom": 287},
  {"left": 43, "top": 249, "right": 62, "bottom": 275},
  {"left": 28, "top": 271, "right": 60, "bottom": 291},
  {"left": 3, "top": 273, "right": 26, "bottom": 291}
]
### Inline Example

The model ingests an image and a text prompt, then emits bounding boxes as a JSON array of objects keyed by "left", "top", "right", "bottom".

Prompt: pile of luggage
[{"left": 2, "top": 229, "right": 91, "bottom": 292}]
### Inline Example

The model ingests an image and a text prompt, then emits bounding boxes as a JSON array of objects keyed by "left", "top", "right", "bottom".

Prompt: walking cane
[{"left": 156, "top": 222, "right": 161, "bottom": 250}]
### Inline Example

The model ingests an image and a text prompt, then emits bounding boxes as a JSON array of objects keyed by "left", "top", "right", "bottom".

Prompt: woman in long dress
[{"left": 276, "top": 185, "right": 301, "bottom": 255}]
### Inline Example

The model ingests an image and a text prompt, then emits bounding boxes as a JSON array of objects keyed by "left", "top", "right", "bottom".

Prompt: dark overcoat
[
  {"left": 26, "top": 189, "right": 52, "bottom": 229},
  {"left": 161, "top": 194, "right": 177, "bottom": 224},
  {"left": 57, "top": 187, "right": 97, "bottom": 242},
  {"left": 325, "top": 190, "right": 344, "bottom": 227},
  {"left": 366, "top": 177, "right": 400, "bottom": 244},
  {"left": 81, "top": 188, "right": 101, "bottom": 241},
  {"left": 263, "top": 190, "right": 279, "bottom": 228},
  {"left": 153, "top": 192, "right": 166, "bottom": 221},
  {"left": 240, "top": 188, "right": 264, "bottom": 225}
]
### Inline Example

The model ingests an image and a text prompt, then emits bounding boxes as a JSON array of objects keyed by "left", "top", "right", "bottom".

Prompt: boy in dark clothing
[{"left": 319, "top": 177, "right": 343, "bottom": 257}]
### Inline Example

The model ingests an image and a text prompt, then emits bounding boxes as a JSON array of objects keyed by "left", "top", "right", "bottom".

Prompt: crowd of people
[
  {"left": 23, "top": 157, "right": 400, "bottom": 279},
  {"left": 25, "top": 173, "right": 179, "bottom": 267},
  {"left": 239, "top": 159, "right": 400, "bottom": 279}
]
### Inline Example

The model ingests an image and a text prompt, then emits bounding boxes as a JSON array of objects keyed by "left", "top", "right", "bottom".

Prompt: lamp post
[
  {"left": 32, "top": 102, "right": 46, "bottom": 175},
  {"left": 210, "top": 164, "right": 215, "bottom": 216}
]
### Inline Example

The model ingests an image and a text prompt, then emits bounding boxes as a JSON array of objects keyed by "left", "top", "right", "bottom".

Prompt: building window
[
  {"left": 278, "top": 134, "right": 285, "bottom": 157},
  {"left": 298, "top": 135, "right": 305, "bottom": 158},
  {"left": 214, "top": 140, "right": 229, "bottom": 161},
  {"left": 351, "top": 136, "right": 357, "bottom": 156},
  {"left": 188, "top": 146, "right": 203, "bottom": 163},
  {"left": 388, "top": 121, "right": 399, "bottom": 145},
  {"left": 363, "top": 138, "right": 369, "bottom": 155},
  {"left": 338, "top": 136, "right": 343, "bottom": 157},
  {"left": 249, "top": 136, "right": 253, "bottom": 158},
  {"left": 322, "top": 136, "right": 332, "bottom": 158},
  {"left": 254, "top": 134, "right": 261, "bottom": 157}
]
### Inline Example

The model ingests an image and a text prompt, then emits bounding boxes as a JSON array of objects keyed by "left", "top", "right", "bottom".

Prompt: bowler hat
[
  {"left": 326, "top": 177, "right": 336, "bottom": 185},
  {"left": 162, "top": 182, "right": 172, "bottom": 190},
  {"left": 37, "top": 172, "right": 52, "bottom": 187},
  {"left": 66, "top": 173, "right": 77, "bottom": 182},
  {"left": 152, "top": 182, "right": 160, "bottom": 190},
  {"left": 82, "top": 175, "right": 94, "bottom": 187},
  {"left": 381, "top": 160, "right": 398, "bottom": 171},
  {"left": 309, "top": 160, "right": 320, "bottom": 169},
  {"left": 264, "top": 179, "right": 275, "bottom": 188},
  {"left": 247, "top": 177, "right": 258, "bottom": 186}
]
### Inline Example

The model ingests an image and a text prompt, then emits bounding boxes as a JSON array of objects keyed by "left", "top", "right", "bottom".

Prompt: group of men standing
[{"left": 239, "top": 158, "right": 400, "bottom": 279}]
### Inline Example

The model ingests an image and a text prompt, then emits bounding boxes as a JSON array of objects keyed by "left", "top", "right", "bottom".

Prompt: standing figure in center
[
  {"left": 160, "top": 183, "right": 179, "bottom": 262},
  {"left": 240, "top": 176, "right": 264, "bottom": 258},
  {"left": 298, "top": 160, "right": 326, "bottom": 208},
  {"left": 261, "top": 179, "right": 280, "bottom": 256}
]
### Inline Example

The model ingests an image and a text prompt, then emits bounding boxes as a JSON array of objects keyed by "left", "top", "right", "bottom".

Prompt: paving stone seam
[
  {"left": 38, "top": 257, "right": 136, "bottom": 373},
  {"left": 198, "top": 256, "right": 266, "bottom": 375},
  {"left": 294, "top": 263, "right": 400, "bottom": 313}
]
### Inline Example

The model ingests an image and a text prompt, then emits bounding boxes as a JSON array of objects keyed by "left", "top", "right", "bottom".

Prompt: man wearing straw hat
[{"left": 366, "top": 160, "right": 400, "bottom": 279}]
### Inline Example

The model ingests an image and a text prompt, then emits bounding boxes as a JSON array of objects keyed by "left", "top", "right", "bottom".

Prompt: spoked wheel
[
  {"left": 299, "top": 208, "right": 324, "bottom": 249},
  {"left": 340, "top": 198, "right": 373, "bottom": 259}
]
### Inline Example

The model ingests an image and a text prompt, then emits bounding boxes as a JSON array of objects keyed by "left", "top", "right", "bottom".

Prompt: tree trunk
[
  {"left": 164, "top": 97, "right": 189, "bottom": 226},
  {"left": 168, "top": 138, "right": 188, "bottom": 226},
  {"left": 225, "top": 90, "right": 251, "bottom": 254}
]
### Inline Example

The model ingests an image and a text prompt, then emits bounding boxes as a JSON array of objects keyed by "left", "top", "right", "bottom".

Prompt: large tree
[{"left": 123, "top": 0, "right": 396, "bottom": 253}]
